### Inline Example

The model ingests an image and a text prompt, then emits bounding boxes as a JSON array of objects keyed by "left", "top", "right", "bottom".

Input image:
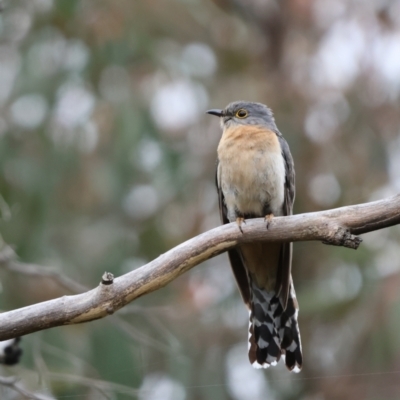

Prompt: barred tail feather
[{"left": 248, "top": 281, "right": 302, "bottom": 372}]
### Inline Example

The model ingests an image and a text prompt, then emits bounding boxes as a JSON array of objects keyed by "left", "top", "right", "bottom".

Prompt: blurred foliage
[{"left": 1, "top": 0, "right": 400, "bottom": 399}]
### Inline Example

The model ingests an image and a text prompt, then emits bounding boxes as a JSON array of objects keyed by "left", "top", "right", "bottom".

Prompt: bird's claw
[
  {"left": 264, "top": 214, "right": 274, "bottom": 229},
  {"left": 236, "top": 217, "right": 246, "bottom": 233}
]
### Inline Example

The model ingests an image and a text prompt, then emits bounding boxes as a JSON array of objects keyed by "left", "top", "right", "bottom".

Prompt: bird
[{"left": 207, "top": 101, "right": 302, "bottom": 372}]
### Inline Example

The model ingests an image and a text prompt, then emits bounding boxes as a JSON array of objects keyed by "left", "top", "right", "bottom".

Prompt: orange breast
[
  {"left": 218, "top": 125, "right": 281, "bottom": 154},
  {"left": 217, "top": 124, "right": 285, "bottom": 217}
]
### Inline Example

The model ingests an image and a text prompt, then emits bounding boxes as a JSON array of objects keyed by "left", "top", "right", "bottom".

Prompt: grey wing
[
  {"left": 276, "top": 136, "right": 295, "bottom": 309},
  {"left": 280, "top": 137, "right": 295, "bottom": 212},
  {"left": 216, "top": 160, "right": 251, "bottom": 307}
]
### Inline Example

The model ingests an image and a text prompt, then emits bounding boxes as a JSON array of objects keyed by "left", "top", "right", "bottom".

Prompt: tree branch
[{"left": 0, "top": 194, "right": 399, "bottom": 340}]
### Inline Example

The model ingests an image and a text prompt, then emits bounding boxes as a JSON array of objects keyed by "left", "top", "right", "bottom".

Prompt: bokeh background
[{"left": 1, "top": 0, "right": 400, "bottom": 399}]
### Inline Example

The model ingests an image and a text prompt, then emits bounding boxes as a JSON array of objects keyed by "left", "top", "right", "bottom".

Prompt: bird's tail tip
[{"left": 248, "top": 285, "right": 303, "bottom": 372}]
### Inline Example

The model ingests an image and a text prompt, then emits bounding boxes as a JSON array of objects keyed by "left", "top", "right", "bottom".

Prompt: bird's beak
[{"left": 206, "top": 109, "right": 224, "bottom": 117}]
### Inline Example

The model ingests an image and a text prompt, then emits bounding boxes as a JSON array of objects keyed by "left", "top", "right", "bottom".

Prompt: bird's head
[{"left": 207, "top": 101, "right": 277, "bottom": 131}]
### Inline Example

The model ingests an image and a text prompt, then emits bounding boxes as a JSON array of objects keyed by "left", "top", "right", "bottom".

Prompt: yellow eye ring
[{"left": 235, "top": 109, "right": 248, "bottom": 118}]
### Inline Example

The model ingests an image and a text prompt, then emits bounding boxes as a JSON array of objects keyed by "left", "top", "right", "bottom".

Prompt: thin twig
[
  {"left": 47, "top": 372, "right": 139, "bottom": 397},
  {"left": 0, "top": 375, "right": 51, "bottom": 400},
  {"left": 0, "top": 246, "right": 88, "bottom": 294}
]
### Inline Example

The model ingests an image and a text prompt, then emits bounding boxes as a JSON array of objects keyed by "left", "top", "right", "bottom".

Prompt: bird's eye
[{"left": 235, "top": 109, "right": 248, "bottom": 118}]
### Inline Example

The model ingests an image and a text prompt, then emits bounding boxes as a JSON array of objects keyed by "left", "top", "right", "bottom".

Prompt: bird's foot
[
  {"left": 236, "top": 217, "right": 246, "bottom": 233},
  {"left": 264, "top": 214, "right": 274, "bottom": 229}
]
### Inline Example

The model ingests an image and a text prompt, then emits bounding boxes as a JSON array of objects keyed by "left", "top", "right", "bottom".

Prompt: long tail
[{"left": 248, "top": 279, "right": 302, "bottom": 372}]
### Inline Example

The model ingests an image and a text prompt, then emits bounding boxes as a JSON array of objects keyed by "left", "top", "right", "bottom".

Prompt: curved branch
[{"left": 0, "top": 194, "right": 399, "bottom": 340}]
